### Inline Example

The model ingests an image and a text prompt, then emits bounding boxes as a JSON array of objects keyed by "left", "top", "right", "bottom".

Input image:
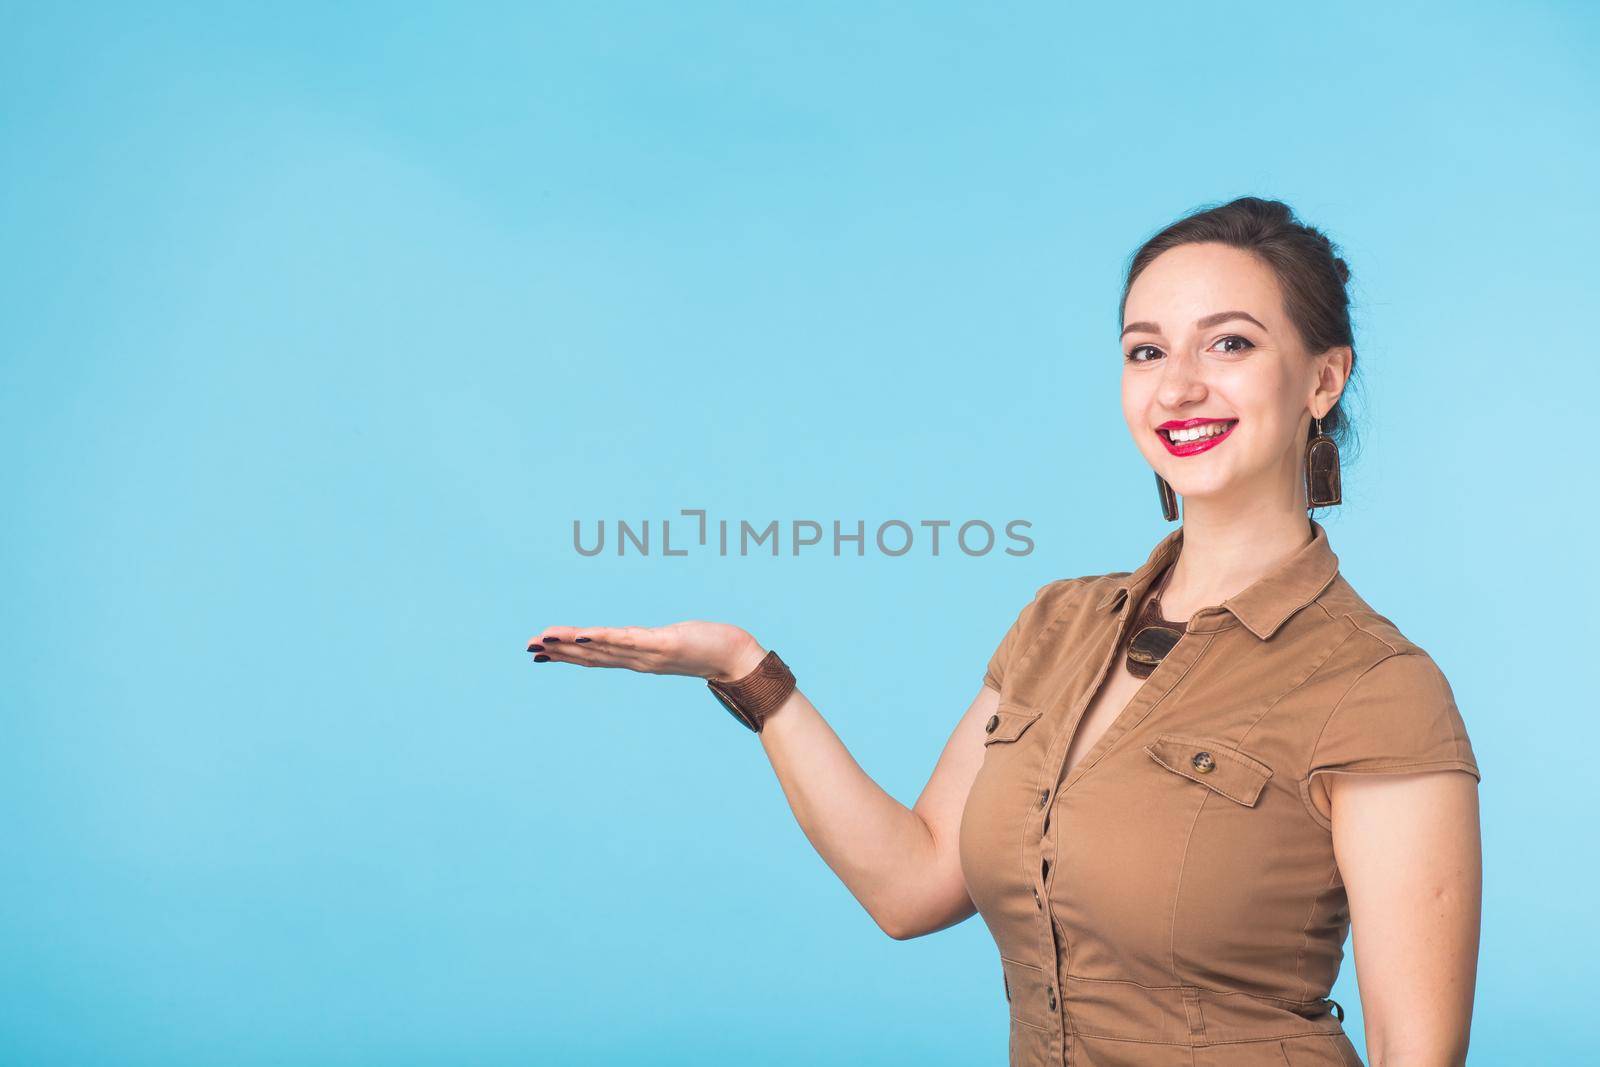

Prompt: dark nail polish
[
  {"left": 575, "top": 637, "right": 591, "bottom": 643},
  {"left": 533, "top": 654, "right": 551, "bottom": 662},
  {"left": 545, "top": 636, "right": 562, "bottom": 643},
  {"left": 527, "top": 644, "right": 544, "bottom": 653}
]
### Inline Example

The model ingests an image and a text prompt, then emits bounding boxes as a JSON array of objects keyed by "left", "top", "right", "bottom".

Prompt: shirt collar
[{"left": 1093, "top": 518, "right": 1341, "bottom": 640}]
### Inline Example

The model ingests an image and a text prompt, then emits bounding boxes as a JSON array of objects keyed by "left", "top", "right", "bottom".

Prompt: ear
[{"left": 1310, "top": 345, "right": 1352, "bottom": 418}]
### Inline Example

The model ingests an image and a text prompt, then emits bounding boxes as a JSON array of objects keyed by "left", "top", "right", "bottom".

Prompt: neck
[{"left": 1161, "top": 498, "right": 1315, "bottom": 623}]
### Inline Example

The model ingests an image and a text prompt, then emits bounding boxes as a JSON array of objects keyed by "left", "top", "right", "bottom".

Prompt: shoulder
[
  {"left": 997, "top": 575, "right": 1092, "bottom": 633},
  {"left": 1010, "top": 566, "right": 1136, "bottom": 622},
  {"left": 982, "top": 576, "right": 1093, "bottom": 692},
  {"left": 1301, "top": 576, "right": 1480, "bottom": 787},
  {"left": 1000, "top": 561, "right": 1185, "bottom": 635},
  {"left": 991, "top": 569, "right": 1129, "bottom": 655},
  {"left": 1307, "top": 571, "right": 1440, "bottom": 667},
  {"left": 1029, "top": 574, "right": 1096, "bottom": 609}
]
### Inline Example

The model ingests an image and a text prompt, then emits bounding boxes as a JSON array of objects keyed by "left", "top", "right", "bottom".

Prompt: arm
[
  {"left": 757, "top": 663, "right": 1000, "bottom": 940},
  {"left": 527, "top": 621, "right": 1000, "bottom": 941},
  {"left": 1322, "top": 769, "right": 1482, "bottom": 1066}
]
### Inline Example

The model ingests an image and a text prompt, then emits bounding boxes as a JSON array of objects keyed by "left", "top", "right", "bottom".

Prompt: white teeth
[{"left": 1166, "top": 421, "right": 1233, "bottom": 443}]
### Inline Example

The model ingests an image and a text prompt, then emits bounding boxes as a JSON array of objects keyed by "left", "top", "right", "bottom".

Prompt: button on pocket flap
[
  {"left": 983, "top": 704, "right": 1043, "bottom": 745},
  {"left": 1144, "top": 733, "right": 1274, "bottom": 806}
]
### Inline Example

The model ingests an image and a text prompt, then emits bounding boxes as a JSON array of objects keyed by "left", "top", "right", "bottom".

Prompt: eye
[
  {"left": 1124, "top": 344, "right": 1162, "bottom": 364},
  {"left": 1212, "top": 334, "right": 1255, "bottom": 355}
]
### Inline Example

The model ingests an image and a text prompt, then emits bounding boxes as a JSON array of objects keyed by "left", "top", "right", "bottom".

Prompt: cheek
[
  {"left": 1121, "top": 394, "right": 1154, "bottom": 449},
  {"left": 1232, "top": 409, "right": 1300, "bottom": 466},
  {"left": 1211, "top": 371, "right": 1294, "bottom": 443},
  {"left": 1120, "top": 372, "right": 1152, "bottom": 422}
]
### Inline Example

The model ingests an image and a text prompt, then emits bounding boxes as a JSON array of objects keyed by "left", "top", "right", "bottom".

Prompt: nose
[{"left": 1155, "top": 350, "right": 1208, "bottom": 411}]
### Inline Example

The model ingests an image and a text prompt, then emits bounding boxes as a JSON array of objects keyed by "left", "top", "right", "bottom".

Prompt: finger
[
  {"left": 565, "top": 627, "right": 629, "bottom": 650},
  {"left": 532, "top": 625, "right": 646, "bottom": 647},
  {"left": 532, "top": 641, "right": 655, "bottom": 671},
  {"left": 527, "top": 626, "right": 594, "bottom": 651},
  {"left": 527, "top": 632, "right": 642, "bottom": 662},
  {"left": 557, "top": 625, "right": 663, "bottom": 653},
  {"left": 594, "top": 625, "right": 674, "bottom": 653}
]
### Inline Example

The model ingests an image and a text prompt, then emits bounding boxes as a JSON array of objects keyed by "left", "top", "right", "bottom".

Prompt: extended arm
[
  {"left": 756, "top": 663, "right": 999, "bottom": 940},
  {"left": 528, "top": 621, "right": 998, "bottom": 941}
]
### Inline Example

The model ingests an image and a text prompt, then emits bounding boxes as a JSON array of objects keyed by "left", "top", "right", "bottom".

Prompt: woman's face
[{"left": 1120, "top": 241, "right": 1341, "bottom": 511}]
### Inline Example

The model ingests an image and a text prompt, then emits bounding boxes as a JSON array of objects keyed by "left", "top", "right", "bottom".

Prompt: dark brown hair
[{"left": 1119, "top": 196, "right": 1363, "bottom": 472}]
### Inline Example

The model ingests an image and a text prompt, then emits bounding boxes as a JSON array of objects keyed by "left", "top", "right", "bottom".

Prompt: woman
[{"left": 527, "top": 197, "right": 1483, "bottom": 1066}]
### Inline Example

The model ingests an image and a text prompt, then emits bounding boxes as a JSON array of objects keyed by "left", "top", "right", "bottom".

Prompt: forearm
[{"left": 753, "top": 682, "right": 938, "bottom": 939}]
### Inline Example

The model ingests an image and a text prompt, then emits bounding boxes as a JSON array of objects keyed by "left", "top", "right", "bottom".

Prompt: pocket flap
[
  {"left": 1144, "top": 733, "right": 1274, "bottom": 806},
  {"left": 983, "top": 704, "right": 1044, "bottom": 745},
  {"left": 999, "top": 954, "right": 1053, "bottom": 1029}
]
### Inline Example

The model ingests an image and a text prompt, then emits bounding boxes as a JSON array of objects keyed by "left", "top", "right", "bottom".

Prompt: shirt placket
[
  {"left": 1026, "top": 594, "right": 1212, "bottom": 1063},
  {"left": 1024, "top": 601, "right": 1128, "bottom": 1062}
]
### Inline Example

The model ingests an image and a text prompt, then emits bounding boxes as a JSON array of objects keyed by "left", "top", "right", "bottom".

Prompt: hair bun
[{"left": 1310, "top": 230, "right": 1351, "bottom": 286}]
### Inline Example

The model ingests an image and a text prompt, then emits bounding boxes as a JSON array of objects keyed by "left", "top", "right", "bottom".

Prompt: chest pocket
[
  {"left": 983, "top": 703, "right": 1043, "bottom": 745},
  {"left": 1144, "top": 733, "right": 1274, "bottom": 806}
]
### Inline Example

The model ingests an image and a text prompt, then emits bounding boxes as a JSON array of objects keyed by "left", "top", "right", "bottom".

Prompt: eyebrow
[{"left": 1121, "top": 310, "right": 1268, "bottom": 338}]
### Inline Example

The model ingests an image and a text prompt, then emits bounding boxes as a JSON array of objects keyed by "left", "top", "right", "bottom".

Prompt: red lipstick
[{"left": 1157, "top": 417, "right": 1238, "bottom": 457}]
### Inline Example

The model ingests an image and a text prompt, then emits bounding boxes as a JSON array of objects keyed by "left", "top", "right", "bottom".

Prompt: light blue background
[{"left": 3, "top": 3, "right": 1592, "bottom": 1063}]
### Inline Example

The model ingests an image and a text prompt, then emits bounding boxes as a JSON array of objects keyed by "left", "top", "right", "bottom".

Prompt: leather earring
[
  {"left": 1155, "top": 471, "right": 1179, "bottom": 522},
  {"left": 1305, "top": 415, "right": 1342, "bottom": 508}
]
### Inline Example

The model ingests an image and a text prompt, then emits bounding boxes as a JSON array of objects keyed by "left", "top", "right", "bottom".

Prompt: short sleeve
[
  {"left": 982, "top": 581, "right": 1059, "bottom": 693},
  {"left": 1307, "top": 651, "right": 1481, "bottom": 788}
]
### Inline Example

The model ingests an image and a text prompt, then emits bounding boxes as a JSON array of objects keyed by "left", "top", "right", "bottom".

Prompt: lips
[{"left": 1157, "top": 418, "right": 1238, "bottom": 457}]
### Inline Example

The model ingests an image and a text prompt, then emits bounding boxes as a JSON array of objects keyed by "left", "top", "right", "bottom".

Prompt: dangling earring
[
  {"left": 1155, "top": 471, "right": 1179, "bottom": 522},
  {"left": 1305, "top": 415, "right": 1342, "bottom": 508}
]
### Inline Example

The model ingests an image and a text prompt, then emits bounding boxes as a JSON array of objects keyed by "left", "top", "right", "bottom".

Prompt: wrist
[
  {"left": 709, "top": 639, "right": 769, "bottom": 684},
  {"left": 705, "top": 647, "right": 796, "bottom": 734}
]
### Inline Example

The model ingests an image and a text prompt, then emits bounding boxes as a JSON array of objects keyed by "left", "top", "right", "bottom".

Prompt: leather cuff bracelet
[{"left": 706, "top": 650, "right": 795, "bottom": 733}]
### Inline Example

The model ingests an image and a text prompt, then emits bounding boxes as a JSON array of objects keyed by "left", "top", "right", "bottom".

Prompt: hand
[{"left": 526, "top": 620, "right": 768, "bottom": 682}]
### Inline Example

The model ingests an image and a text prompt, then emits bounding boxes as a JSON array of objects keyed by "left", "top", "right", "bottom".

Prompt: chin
[{"left": 1158, "top": 474, "right": 1236, "bottom": 501}]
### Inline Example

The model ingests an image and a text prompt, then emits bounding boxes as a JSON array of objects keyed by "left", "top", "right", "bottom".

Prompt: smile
[{"left": 1157, "top": 418, "right": 1238, "bottom": 457}]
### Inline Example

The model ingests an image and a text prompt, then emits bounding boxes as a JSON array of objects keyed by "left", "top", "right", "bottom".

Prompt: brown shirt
[{"left": 958, "top": 519, "right": 1480, "bottom": 1067}]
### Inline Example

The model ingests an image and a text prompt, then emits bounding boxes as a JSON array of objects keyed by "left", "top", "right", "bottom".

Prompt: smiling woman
[
  {"left": 529, "top": 197, "right": 1482, "bottom": 1067},
  {"left": 955, "top": 198, "right": 1480, "bottom": 1066}
]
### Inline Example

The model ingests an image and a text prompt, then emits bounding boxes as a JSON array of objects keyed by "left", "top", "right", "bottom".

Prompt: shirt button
[
  {"left": 1191, "top": 751, "right": 1215, "bottom": 774},
  {"left": 985, "top": 713, "right": 1000, "bottom": 734},
  {"left": 1032, "top": 886, "right": 1041, "bottom": 909},
  {"left": 1038, "top": 788, "right": 1050, "bottom": 808},
  {"left": 1047, "top": 986, "right": 1057, "bottom": 1010}
]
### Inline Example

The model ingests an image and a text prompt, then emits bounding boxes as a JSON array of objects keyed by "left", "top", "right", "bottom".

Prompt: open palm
[{"left": 526, "top": 620, "right": 765, "bottom": 682}]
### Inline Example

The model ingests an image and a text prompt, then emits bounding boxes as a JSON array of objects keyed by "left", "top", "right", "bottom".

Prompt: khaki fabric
[{"left": 958, "top": 519, "right": 1480, "bottom": 1066}]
